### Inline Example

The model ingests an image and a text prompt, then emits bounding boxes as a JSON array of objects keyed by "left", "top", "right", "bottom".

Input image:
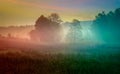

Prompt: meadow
[{"left": 0, "top": 45, "right": 120, "bottom": 74}]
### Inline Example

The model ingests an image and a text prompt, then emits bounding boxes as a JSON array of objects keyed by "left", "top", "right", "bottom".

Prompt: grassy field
[{"left": 0, "top": 48, "right": 120, "bottom": 74}]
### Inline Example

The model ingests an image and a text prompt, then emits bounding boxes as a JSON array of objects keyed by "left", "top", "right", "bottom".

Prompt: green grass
[{"left": 0, "top": 49, "right": 120, "bottom": 74}]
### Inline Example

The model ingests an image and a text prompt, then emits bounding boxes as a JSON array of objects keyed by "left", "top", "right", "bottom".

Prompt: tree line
[
  {"left": 30, "top": 8, "right": 120, "bottom": 44},
  {"left": 92, "top": 8, "right": 120, "bottom": 45}
]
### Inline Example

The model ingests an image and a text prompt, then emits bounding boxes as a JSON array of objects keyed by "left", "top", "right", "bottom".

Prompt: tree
[
  {"left": 48, "top": 13, "right": 62, "bottom": 24},
  {"left": 66, "top": 19, "right": 82, "bottom": 43},
  {"left": 30, "top": 13, "right": 62, "bottom": 43},
  {"left": 92, "top": 8, "right": 120, "bottom": 45}
]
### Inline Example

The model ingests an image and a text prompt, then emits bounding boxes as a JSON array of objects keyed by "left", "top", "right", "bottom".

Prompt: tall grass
[{"left": 0, "top": 50, "right": 120, "bottom": 74}]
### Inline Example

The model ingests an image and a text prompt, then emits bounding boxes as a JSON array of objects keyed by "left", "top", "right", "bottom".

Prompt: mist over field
[{"left": 0, "top": 0, "right": 120, "bottom": 74}]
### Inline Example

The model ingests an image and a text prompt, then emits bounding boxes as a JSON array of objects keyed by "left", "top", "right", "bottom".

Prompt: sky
[{"left": 0, "top": 0, "right": 120, "bottom": 26}]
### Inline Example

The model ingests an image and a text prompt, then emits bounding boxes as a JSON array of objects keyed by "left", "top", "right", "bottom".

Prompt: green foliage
[
  {"left": 93, "top": 8, "right": 120, "bottom": 45},
  {"left": 0, "top": 51, "right": 120, "bottom": 74}
]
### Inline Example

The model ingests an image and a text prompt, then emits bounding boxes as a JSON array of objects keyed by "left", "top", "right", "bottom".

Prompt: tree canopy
[
  {"left": 30, "top": 13, "right": 62, "bottom": 43},
  {"left": 66, "top": 19, "right": 82, "bottom": 43},
  {"left": 92, "top": 8, "right": 120, "bottom": 45}
]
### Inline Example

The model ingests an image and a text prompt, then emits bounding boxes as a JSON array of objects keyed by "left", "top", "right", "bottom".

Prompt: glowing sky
[{"left": 0, "top": 0, "right": 120, "bottom": 26}]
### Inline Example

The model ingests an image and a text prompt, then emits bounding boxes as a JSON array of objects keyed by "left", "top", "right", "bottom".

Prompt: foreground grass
[{"left": 0, "top": 49, "right": 120, "bottom": 74}]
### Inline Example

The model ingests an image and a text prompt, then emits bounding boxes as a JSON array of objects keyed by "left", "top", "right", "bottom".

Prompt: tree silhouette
[
  {"left": 30, "top": 14, "right": 62, "bottom": 43},
  {"left": 92, "top": 8, "right": 120, "bottom": 45},
  {"left": 66, "top": 19, "right": 82, "bottom": 43},
  {"left": 48, "top": 13, "right": 62, "bottom": 23}
]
